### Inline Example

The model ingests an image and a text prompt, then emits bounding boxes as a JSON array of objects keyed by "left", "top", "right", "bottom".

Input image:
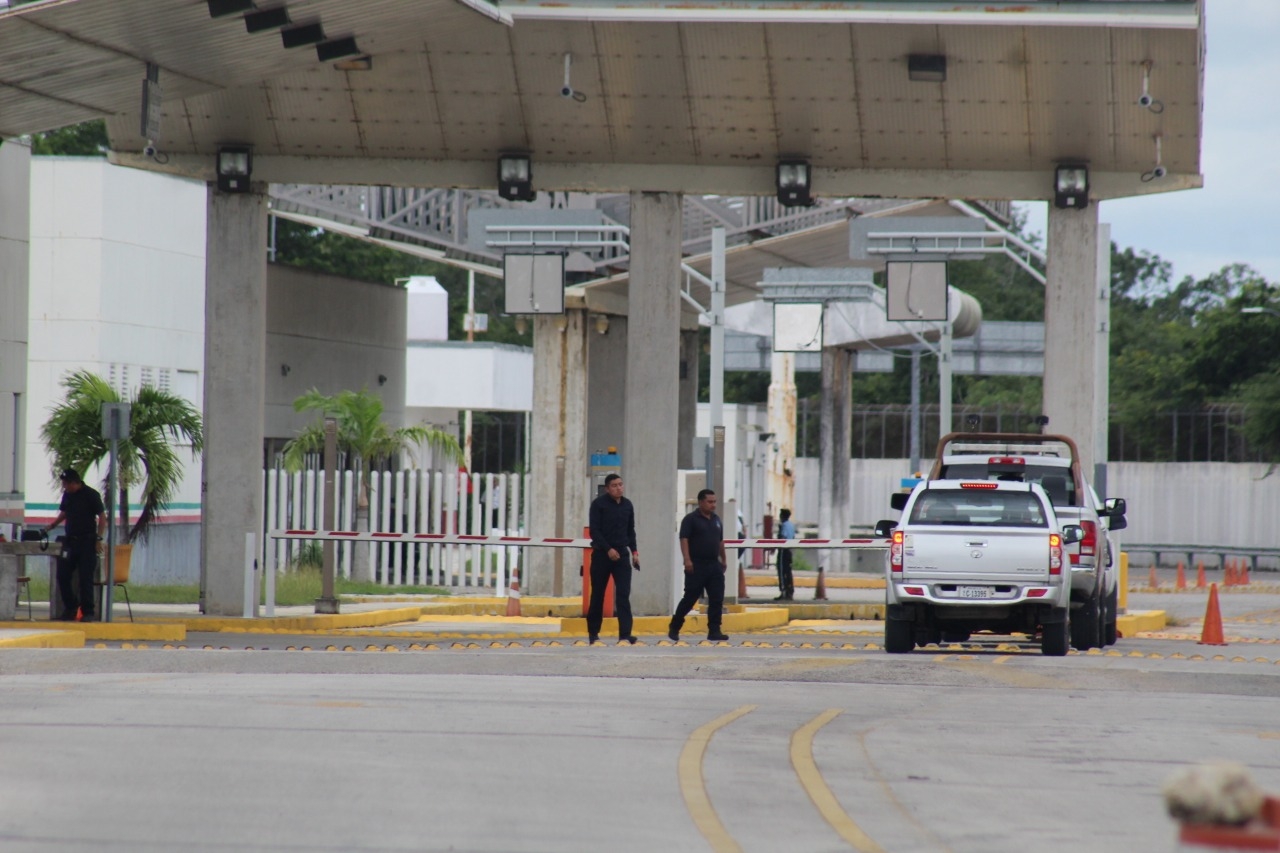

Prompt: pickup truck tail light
[
  {"left": 1079, "top": 520, "right": 1097, "bottom": 556},
  {"left": 890, "top": 530, "right": 904, "bottom": 573},
  {"left": 1049, "top": 533, "right": 1063, "bottom": 576}
]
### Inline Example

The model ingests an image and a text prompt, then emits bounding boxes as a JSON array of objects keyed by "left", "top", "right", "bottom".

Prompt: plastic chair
[{"left": 93, "top": 551, "right": 133, "bottom": 622}]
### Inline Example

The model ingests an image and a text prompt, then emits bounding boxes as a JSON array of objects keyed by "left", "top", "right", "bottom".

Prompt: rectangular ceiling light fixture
[
  {"left": 1054, "top": 164, "right": 1090, "bottom": 209},
  {"left": 316, "top": 36, "right": 360, "bottom": 63},
  {"left": 207, "top": 0, "right": 254, "bottom": 17},
  {"left": 907, "top": 54, "right": 946, "bottom": 82},
  {"left": 498, "top": 155, "right": 535, "bottom": 202},
  {"left": 281, "top": 23, "right": 325, "bottom": 48},
  {"left": 245, "top": 7, "right": 290, "bottom": 32},
  {"left": 776, "top": 159, "right": 812, "bottom": 207}
]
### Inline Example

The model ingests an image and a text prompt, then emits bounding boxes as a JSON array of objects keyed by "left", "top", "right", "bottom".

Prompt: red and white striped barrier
[{"left": 269, "top": 529, "right": 888, "bottom": 550}]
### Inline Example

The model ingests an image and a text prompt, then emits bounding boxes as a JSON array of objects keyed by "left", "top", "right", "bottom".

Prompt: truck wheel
[
  {"left": 1103, "top": 585, "right": 1118, "bottom": 646},
  {"left": 1071, "top": 595, "right": 1100, "bottom": 651},
  {"left": 885, "top": 618, "right": 914, "bottom": 654},
  {"left": 1041, "top": 617, "right": 1069, "bottom": 657}
]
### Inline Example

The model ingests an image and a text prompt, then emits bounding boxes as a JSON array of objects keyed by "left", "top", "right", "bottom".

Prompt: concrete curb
[
  {"left": 561, "top": 607, "right": 790, "bottom": 636},
  {"left": 0, "top": 621, "right": 183, "bottom": 641},
  {"left": 140, "top": 606, "right": 425, "bottom": 634},
  {"left": 0, "top": 628, "right": 84, "bottom": 648},
  {"left": 1117, "top": 610, "right": 1167, "bottom": 635},
  {"left": 745, "top": 576, "right": 885, "bottom": 589}
]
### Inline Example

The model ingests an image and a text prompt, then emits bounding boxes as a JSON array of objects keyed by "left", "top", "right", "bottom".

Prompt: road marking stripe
[
  {"left": 791, "top": 709, "right": 885, "bottom": 853},
  {"left": 678, "top": 704, "right": 756, "bottom": 853}
]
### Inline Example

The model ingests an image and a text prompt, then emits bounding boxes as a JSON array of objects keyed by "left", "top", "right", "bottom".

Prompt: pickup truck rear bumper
[{"left": 889, "top": 580, "right": 1069, "bottom": 609}]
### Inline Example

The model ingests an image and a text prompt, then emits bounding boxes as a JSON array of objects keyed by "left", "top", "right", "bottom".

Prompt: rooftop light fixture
[
  {"left": 207, "top": 0, "right": 254, "bottom": 18},
  {"left": 281, "top": 23, "right": 325, "bottom": 49},
  {"left": 908, "top": 54, "right": 946, "bottom": 83},
  {"left": 776, "top": 159, "right": 812, "bottom": 207},
  {"left": 498, "top": 155, "right": 535, "bottom": 202},
  {"left": 1054, "top": 164, "right": 1089, "bottom": 209},
  {"left": 244, "top": 7, "right": 290, "bottom": 32},
  {"left": 216, "top": 144, "right": 253, "bottom": 194}
]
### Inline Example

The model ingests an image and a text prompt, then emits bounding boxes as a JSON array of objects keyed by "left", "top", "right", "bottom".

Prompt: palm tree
[
  {"left": 281, "top": 388, "right": 462, "bottom": 583},
  {"left": 41, "top": 370, "right": 204, "bottom": 542}
]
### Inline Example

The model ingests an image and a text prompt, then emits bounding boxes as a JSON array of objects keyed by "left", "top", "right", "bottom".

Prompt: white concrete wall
[
  {"left": 0, "top": 140, "right": 31, "bottom": 523},
  {"left": 266, "top": 263, "right": 407, "bottom": 440},
  {"left": 25, "top": 157, "right": 206, "bottom": 521}
]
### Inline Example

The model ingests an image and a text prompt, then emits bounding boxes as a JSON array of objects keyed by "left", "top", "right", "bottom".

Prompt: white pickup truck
[
  {"left": 875, "top": 479, "right": 1084, "bottom": 656},
  {"left": 918, "top": 432, "right": 1128, "bottom": 651}
]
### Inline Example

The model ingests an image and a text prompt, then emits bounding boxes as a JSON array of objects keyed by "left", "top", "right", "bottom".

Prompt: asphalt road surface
[{"left": 2, "top": 634, "right": 1278, "bottom": 853}]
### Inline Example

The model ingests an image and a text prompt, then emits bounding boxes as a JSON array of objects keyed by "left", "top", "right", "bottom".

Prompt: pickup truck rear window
[
  {"left": 909, "top": 490, "right": 1050, "bottom": 528},
  {"left": 937, "top": 463, "right": 1076, "bottom": 506}
]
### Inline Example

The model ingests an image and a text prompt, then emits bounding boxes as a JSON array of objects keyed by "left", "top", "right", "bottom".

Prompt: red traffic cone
[
  {"left": 1198, "top": 583, "right": 1226, "bottom": 646},
  {"left": 737, "top": 564, "right": 750, "bottom": 600},
  {"left": 1149, "top": 565, "right": 1159, "bottom": 589},
  {"left": 505, "top": 570, "right": 522, "bottom": 617},
  {"left": 814, "top": 566, "right": 828, "bottom": 600},
  {"left": 1176, "top": 562, "right": 1188, "bottom": 590},
  {"left": 1225, "top": 560, "right": 1237, "bottom": 587},
  {"left": 1196, "top": 563, "right": 1207, "bottom": 589}
]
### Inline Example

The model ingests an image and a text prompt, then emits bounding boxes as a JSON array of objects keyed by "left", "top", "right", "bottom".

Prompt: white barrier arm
[{"left": 267, "top": 529, "right": 888, "bottom": 550}]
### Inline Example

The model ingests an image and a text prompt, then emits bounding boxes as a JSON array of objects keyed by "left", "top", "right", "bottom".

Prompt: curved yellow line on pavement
[
  {"left": 678, "top": 705, "right": 756, "bottom": 853},
  {"left": 791, "top": 709, "right": 885, "bottom": 853}
]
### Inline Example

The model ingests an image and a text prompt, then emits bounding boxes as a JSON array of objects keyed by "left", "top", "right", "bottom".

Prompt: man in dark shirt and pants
[
  {"left": 45, "top": 468, "right": 106, "bottom": 622},
  {"left": 587, "top": 473, "right": 640, "bottom": 644},
  {"left": 669, "top": 488, "right": 730, "bottom": 643}
]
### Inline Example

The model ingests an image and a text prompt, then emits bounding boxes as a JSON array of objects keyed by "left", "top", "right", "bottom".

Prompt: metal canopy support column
[
  {"left": 201, "top": 185, "right": 267, "bottom": 616},
  {"left": 624, "top": 191, "right": 682, "bottom": 616},
  {"left": 818, "top": 346, "right": 852, "bottom": 574},
  {"left": 1093, "top": 223, "right": 1112, "bottom": 497},
  {"left": 709, "top": 227, "right": 726, "bottom": 430},
  {"left": 1044, "top": 205, "right": 1102, "bottom": 472},
  {"left": 529, "top": 310, "right": 589, "bottom": 596}
]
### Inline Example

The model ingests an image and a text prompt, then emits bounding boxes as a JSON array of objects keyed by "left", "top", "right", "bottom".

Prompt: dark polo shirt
[
  {"left": 60, "top": 485, "right": 104, "bottom": 541},
  {"left": 679, "top": 509, "right": 723, "bottom": 565}
]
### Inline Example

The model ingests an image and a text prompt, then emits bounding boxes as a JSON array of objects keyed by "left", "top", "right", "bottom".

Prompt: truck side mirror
[
  {"left": 1103, "top": 497, "right": 1127, "bottom": 517},
  {"left": 1060, "top": 524, "right": 1084, "bottom": 545},
  {"left": 873, "top": 519, "right": 898, "bottom": 538},
  {"left": 1108, "top": 515, "right": 1128, "bottom": 532},
  {"left": 890, "top": 493, "right": 909, "bottom": 511}
]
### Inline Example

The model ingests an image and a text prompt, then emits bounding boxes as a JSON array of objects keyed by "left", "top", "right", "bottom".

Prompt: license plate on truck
[{"left": 958, "top": 586, "right": 994, "bottom": 599}]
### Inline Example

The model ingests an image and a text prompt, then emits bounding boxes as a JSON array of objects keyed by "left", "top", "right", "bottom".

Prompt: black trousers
[
  {"left": 776, "top": 548, "right": 794, "bottom": 598},
  {"left": 57, "top": 538, "right": 98, "bottom": 618},
  {"left": 586, "top": 549, "right": 633, "bottom": 640},
  {"left": 670, "top": 562, "right": 726, "bottom": 635}
]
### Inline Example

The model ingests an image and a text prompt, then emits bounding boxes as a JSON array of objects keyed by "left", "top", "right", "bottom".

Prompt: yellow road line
[
  {"left": 678, "top": 704, "right": 756, "bottom": 853},
  {"left": 791, "top": 709, "right": 885, "bottom": 853}
]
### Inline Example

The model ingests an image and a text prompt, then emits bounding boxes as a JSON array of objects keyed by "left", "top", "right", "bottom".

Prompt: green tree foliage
[
  {"left": 271, "top": 219, "right": 530, "bottom": 346},
  {"left": 28, "top": 120, "right": 109, "bottom": 156},
  {"left": 41, "top": 370, "right": 204, "bottom": 541}
]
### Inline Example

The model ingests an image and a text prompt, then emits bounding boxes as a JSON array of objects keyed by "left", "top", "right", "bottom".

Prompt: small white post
[
  {"left": 265, "top": 531, "right": 277, "bottom": 617},
  {"left": 243, "top": 532, "right": 256, "bottom": 618}
]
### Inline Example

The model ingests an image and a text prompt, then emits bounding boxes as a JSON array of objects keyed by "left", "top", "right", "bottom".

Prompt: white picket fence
[{"left": 263, "top": 468, "right": 531, "bottom": 588}]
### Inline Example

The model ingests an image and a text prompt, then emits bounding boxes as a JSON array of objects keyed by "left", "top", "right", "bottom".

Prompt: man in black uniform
[
  {"left": 587, "top": 473, "right": 639, "bottom": 645},
  {"left": 669, "top": 488, "right": 730, "bottom": 643},
  {"left": 45, "top": 468, "right": 106, "bottom": 622}
]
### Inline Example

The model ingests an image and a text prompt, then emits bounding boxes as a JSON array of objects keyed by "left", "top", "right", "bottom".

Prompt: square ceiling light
[
  {"left": 908, "top": 54, "right": 947, "bottom": 83},
  {"left": 498, "top": 155, "right": 535, "bottom": 202},
  {"left": 216, "top": 145, "right": 253, "bottom": 194},
  {"left": 776, "top": 159, "right": 812, "bottom": 207}
]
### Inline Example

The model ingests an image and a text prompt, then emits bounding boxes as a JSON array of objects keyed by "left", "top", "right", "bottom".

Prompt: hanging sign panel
[
  {"left": 504, "top": 252, "right": 566, "bottom": 314},
  {"left": 772, "top": 302, "right": 824, "bottom": 352},
  {"left": 886, "top": 261, "right": 948, "bottom": 322}
]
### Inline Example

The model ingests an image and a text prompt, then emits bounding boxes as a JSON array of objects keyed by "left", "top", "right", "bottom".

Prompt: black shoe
[
  {"left": 619, "top": 636, "right": 637, "bottom": 645},
  {"left": 773, "top": 594, "right": 788, "bottom": 601},
  {"left": 708, "top": 633, "right": 730, "bottom": 642},
  {"left": 79, "top": 613, "right": 98, "bottom": 623},
  {"left": 667, "top": 627, "right": 680, "bottom": 642},
  {"left": 588, "top": 635, "right": 600, "bottom": 645}
]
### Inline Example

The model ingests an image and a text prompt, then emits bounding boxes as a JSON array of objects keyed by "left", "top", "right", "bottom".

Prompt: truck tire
[
  {"left": 885, "top": 618, "right": 914, "bottom": 654},
  {"left": 1041, "top": 617, "right": 1069, "bottom": 656},
  {"left": 1103, "top": 585, "right": 1118, "bottom": 646},
  {"left": 1071, "top": 595, "right": 1100, "bottom": 651}
]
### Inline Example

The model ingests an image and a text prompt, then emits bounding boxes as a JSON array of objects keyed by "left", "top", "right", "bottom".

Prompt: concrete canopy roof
[{"left": 0, "top": 0, "right": 1203, "bottom": 201}]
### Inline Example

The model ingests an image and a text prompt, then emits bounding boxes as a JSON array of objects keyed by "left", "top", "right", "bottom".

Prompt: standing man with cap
[
  {"left": 775, "top": 508, "right": 796, "bottom": 601},
  {"left": 669, "top": 488, "right": 730, "bottom": 643},
  {"left": 45, "top": 468, "right": 106, "bottom": 621},
  {"left": 587, "top": 473, "right": 640, "bottom": 645}
]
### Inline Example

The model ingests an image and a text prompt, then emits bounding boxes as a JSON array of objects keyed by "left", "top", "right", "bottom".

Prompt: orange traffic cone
[
  {"left": 814, "top": 566, "right": 828, "bottom": 600},
  {"left": 1196, "top": 562, "right": 1207, "bottom": 589},
  {"left": 1176, "top": 562, "right": 1187, "bottom": 590},
  {"left": 738, "top": 564, "right": 750, "bottom": 600},
  {"left": 1225, "top": 561, "right": 1237, "bottom": 587},
  {"left": 505, "top": 570, "right": 522, "bottom": 617},
  {"left": 1198, "top": 583, "right": 1226, "bottom": 646},
  {"left": 1149, "top": 565, "right": 1159, "bottom": 589}
]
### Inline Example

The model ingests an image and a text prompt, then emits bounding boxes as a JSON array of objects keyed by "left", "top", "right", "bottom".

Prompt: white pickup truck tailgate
[{"left": 902, "top": 527, "right": 1051, "bottom": 583}]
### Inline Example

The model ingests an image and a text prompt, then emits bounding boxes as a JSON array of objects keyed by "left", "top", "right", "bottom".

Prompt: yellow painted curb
[
  {"left": 761, "top": 603, "right": 886, "bottom": 620},
  {"left": 142, "top": 607, "right": 424, "bottom": 634},
  {"left": 1117, "top": 610, "right": 1167, "bottom": 636},
  {"left": 560, "top": 607, "right": 789, "bottom": 636},
  {"left": 0, "top": 629, "right": 84, "bottom": 649},
  {"left": 0, "top": 621, "right": 185, "bottom": 642}
]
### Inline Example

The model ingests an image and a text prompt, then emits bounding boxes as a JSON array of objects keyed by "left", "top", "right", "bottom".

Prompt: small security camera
[
  {"left": 1152, "top": 165, "right": 1167, "bottom": 179},
  {"left": 1138, "top": 93, "right": 1154, "bottom": 108},
  {"left": 142, "top": 144, "right": 158, "bottom": 158},
  {"left": 560, "top": 86, "right": 574, "bottom": 99}
]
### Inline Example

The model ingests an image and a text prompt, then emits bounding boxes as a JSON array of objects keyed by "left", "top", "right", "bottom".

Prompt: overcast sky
[{"left": 1020, "top": 1, "right": 1277, "bottom": 287}]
